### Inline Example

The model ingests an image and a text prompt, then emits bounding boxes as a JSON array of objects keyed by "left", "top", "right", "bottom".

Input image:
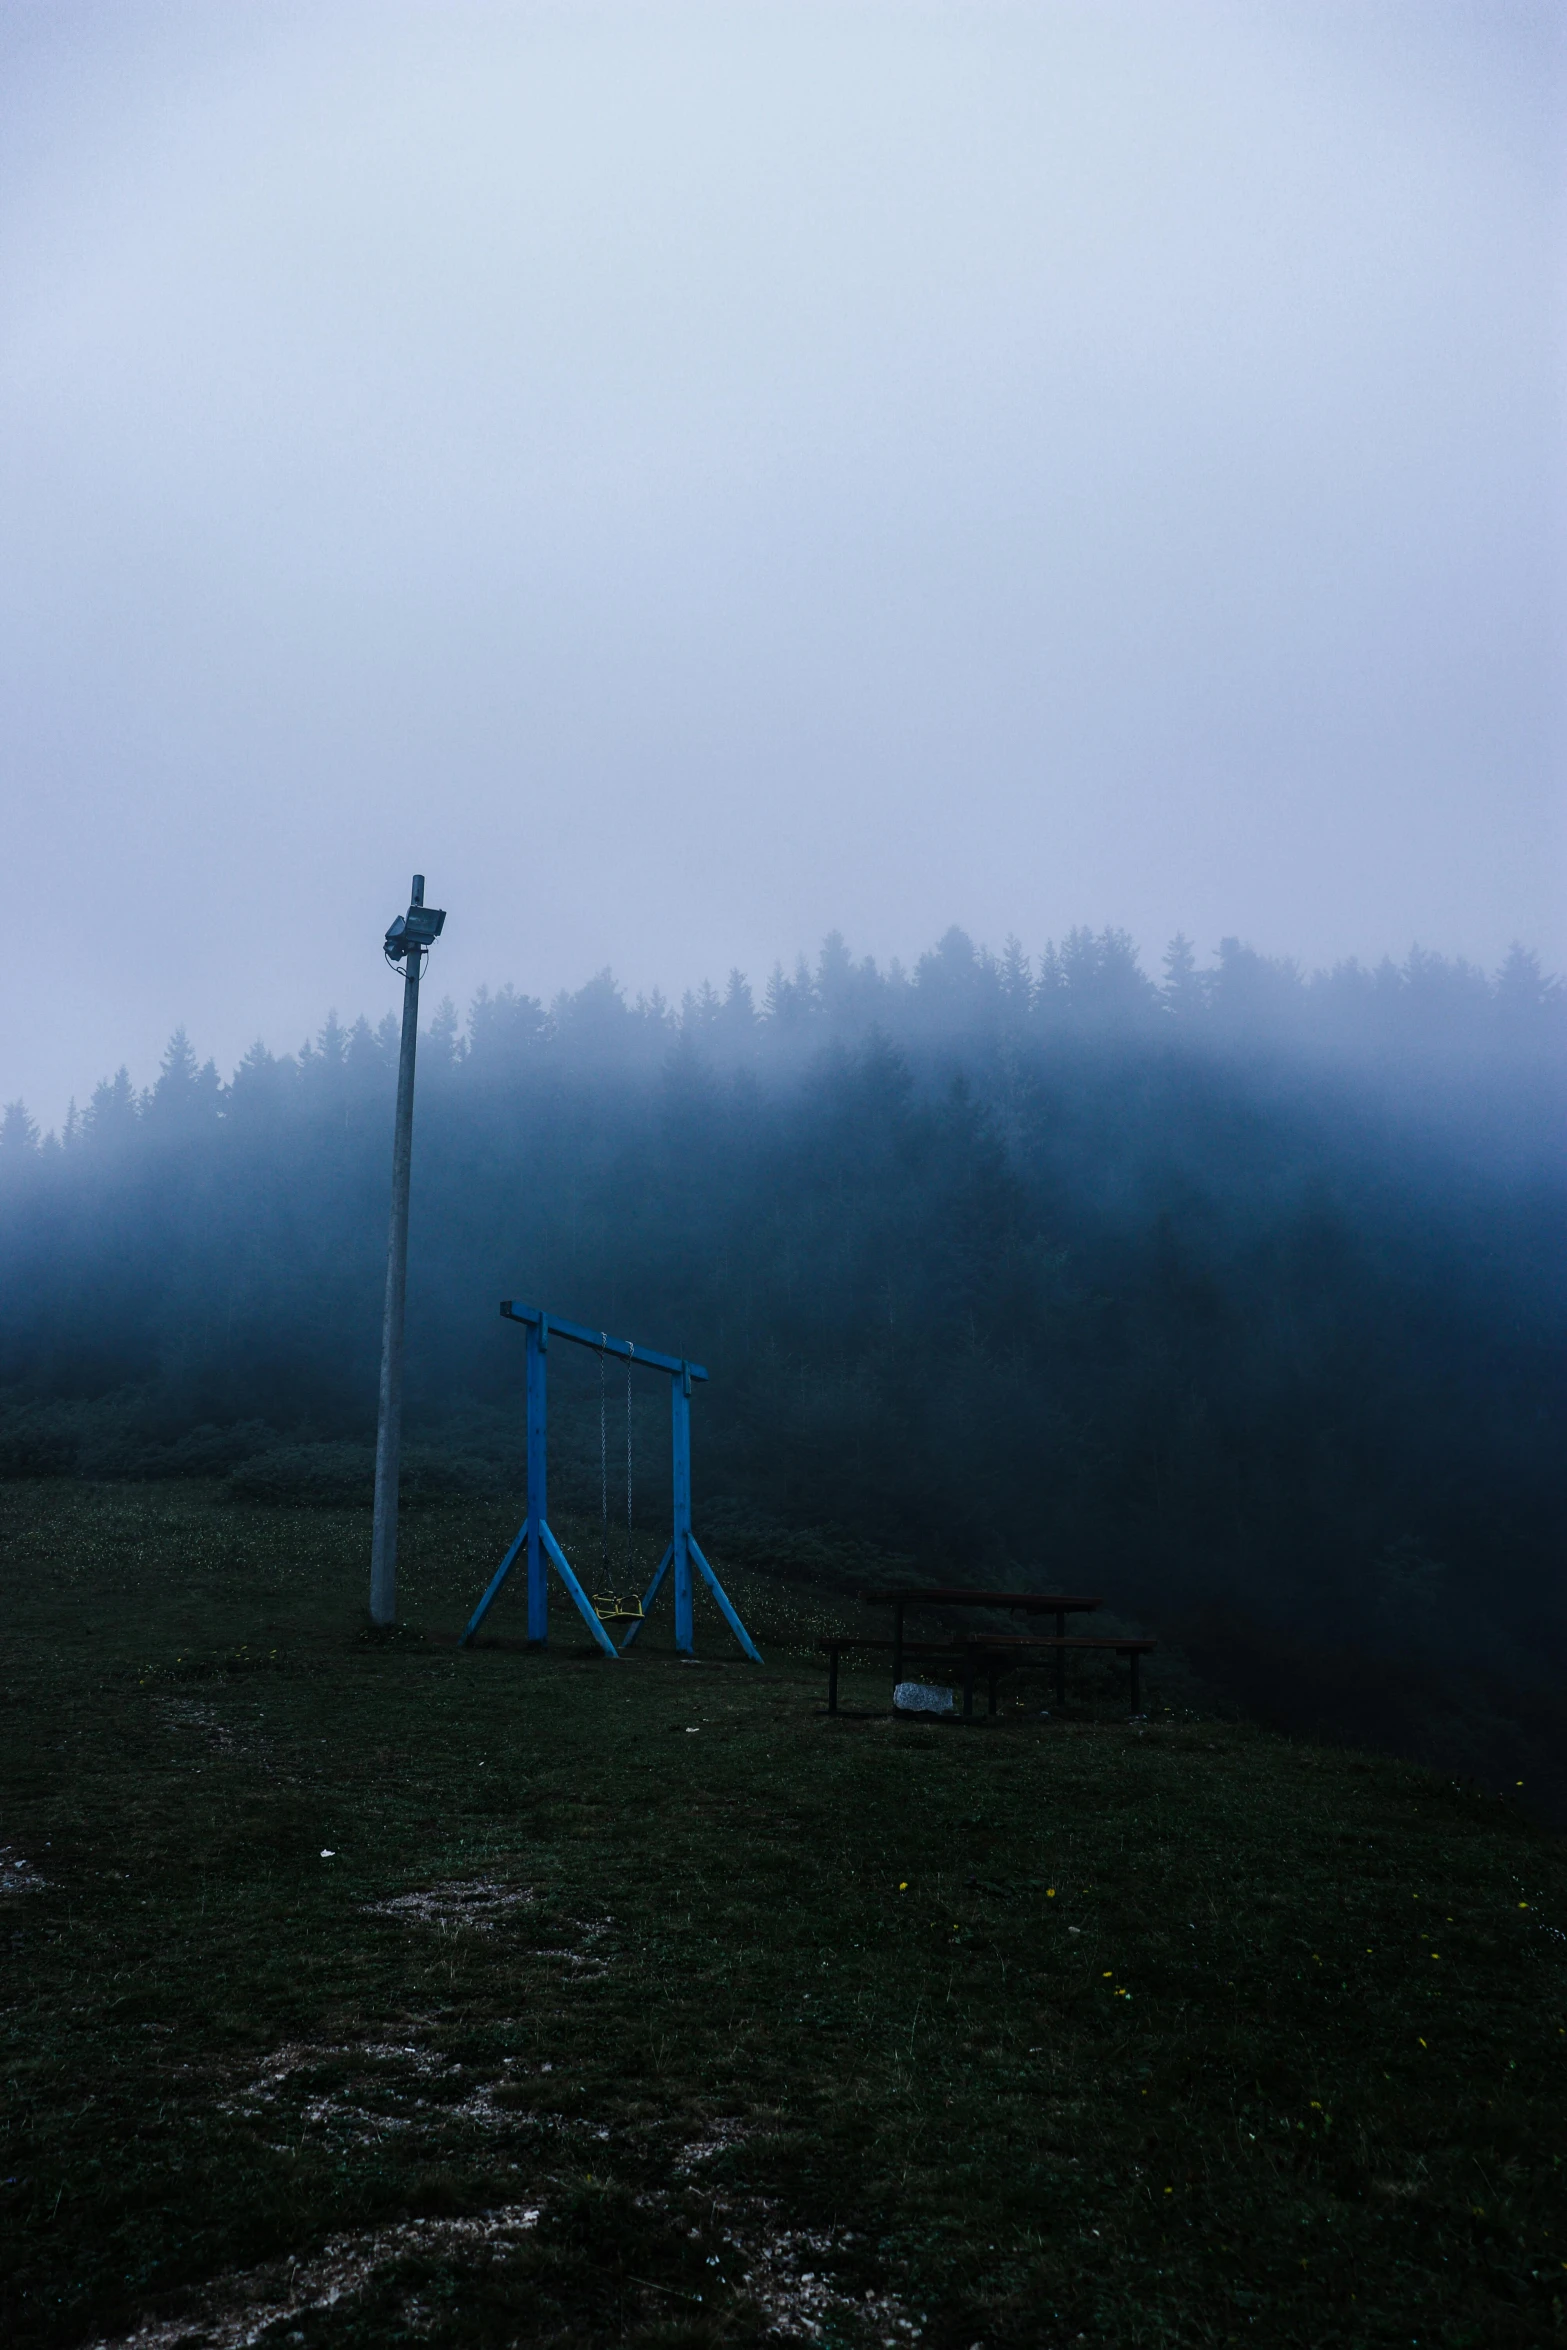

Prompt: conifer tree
[
  {"left": 999, "top": 936, "right": 1033, "bottom": 1022},
  {"left": 0, "top": 1100, "right": 39, "bottom": 1160},
  {"left": 428, "top": 997, "right": 463, "bottom": 1067},
  {"left": 1161, "top": 934, "right": 1205, "bottom": 1018},
  {"left": 719, "top": 968, "right": 755, "bottom": 1040}
]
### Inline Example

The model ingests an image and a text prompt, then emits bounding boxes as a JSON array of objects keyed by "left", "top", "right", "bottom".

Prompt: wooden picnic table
[{"left": 859, "top": 1586, "right": 1104, "bottom": 1702}]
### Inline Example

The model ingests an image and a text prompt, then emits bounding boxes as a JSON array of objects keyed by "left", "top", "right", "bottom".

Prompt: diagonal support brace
[
  {"left": 688, "top": 1537, "right": 764, "bottom": 1663},
  {"left": 618, "top": 1541, "right": 674, "bottom": 1651},
  {"left": 460, "top": 1521, "right": 529, "bottom": 1646},
  {"left": 540, "top": 1522, "right": 621, "bottom": 1657}
]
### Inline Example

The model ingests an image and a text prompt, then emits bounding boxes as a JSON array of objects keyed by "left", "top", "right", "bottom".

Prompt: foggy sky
[{"left": 2, "top": 0, "right": 1562, "bottom": 1127}]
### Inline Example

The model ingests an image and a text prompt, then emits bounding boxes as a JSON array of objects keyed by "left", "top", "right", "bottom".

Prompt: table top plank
[
  {"left": 821, "top": 1633, "right": 1153, "bottom": 1652},
  {"left": 859, "top": 1588, "right": 1103, "bottom": 1612}
]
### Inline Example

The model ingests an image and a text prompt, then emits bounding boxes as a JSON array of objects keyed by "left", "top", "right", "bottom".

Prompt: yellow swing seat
[{"left": 592, "top": 1592, "right": 645, "bottom": 1624}]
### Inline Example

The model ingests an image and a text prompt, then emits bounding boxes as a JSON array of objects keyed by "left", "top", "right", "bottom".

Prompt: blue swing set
[{"left": 459, "top": 1302, "right": 762, "bottom": 1663}]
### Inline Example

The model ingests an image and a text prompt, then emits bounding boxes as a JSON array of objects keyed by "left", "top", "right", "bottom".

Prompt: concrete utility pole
[{"left": 370, "top": 873, "right": 446, "bottom": 1625}]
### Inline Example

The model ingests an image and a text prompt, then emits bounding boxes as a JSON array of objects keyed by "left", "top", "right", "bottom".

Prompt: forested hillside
[{"left": 2, "top": 926, "right": 1563, "bottom": 1709}]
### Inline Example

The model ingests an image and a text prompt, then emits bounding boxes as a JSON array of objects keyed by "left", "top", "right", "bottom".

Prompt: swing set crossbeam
[
  {"left": 499, "top": 1302, "right": 708, "bottom": 1387},
  {"left": 459, "top": 1301, "right": 761, "bottom": 1664}
]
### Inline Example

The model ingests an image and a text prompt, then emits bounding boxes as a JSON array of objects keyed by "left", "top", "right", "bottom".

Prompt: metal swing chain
[
  {"left": 625, "top": 1343, "right": 635, "bottom": 1580},
  {"left": 599, "top": 1337, "right": 609, "bottom": 1582}
]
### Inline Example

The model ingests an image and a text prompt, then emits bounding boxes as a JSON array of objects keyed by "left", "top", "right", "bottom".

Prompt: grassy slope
[{"left": 1, "top": 1482, "right": 1564, "bottom": 2350}]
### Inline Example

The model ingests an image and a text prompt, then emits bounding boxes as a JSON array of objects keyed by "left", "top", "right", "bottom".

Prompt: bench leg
[
  {"left": 1129, "top": 1649, "right": 1140, "bottom": 1713},
  {"left": 963, "top": 1648, "right": 975, "bottom": 1721},
  {"left": 987, "top": 1668, "right": 999, "bottom": 1718},
  {"left": 1055, "top": 1640, "right": 1065, "bottom": 1710},
  {"left": 893, "top": 1603, "right": 904, "bottom": 1692},
  {"left": 828, "top": 1646, "right": 839, "bottom": 1716}
]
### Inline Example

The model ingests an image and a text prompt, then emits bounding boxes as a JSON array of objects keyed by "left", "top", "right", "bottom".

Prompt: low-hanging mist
[{"left": 2, "top": 924, "right": 1563, "bottom": 1788}]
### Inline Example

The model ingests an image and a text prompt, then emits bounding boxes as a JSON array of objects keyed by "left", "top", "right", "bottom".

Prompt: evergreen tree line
[
  {"left": 1, "top": 925, "right": 1563, "bottom": 1714},
  {"left": 2, "top": 922, "right": 1561, "bottom": 1168}
]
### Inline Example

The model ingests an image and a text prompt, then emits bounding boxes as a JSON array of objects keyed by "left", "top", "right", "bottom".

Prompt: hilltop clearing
[{"left": 2, "top": 1482, "right": 1564, "bottom": 2349}]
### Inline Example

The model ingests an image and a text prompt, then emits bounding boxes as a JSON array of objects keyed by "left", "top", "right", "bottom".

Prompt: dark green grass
[{"left": 2, "top": 1481, "right": 1565, "bottom": 2349}]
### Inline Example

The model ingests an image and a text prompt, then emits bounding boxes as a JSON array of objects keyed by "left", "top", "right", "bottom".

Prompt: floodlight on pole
[{"left": 370, "top": 873, "right": 446, "bottom": 1626}]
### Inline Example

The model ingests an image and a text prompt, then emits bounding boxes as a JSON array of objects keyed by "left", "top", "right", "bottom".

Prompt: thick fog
[
  {"left": 3, "top": 929, "right": 1564, "bottom": 1798},
  {"left": 3, "top": 1, "right": 1563, "bottom": 1129}
]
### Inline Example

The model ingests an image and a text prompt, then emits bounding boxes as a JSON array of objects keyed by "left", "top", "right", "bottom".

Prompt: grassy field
[{"left": 2, "top": 1480, "right": 1565, "bottom": 2350}]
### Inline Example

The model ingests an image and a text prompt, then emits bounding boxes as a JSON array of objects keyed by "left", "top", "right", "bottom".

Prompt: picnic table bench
[{"left": 816, "top": 1632, "right": 1156, "bottom": 1718}]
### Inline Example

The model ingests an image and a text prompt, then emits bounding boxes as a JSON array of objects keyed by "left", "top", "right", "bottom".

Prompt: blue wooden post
[
  {"left": 526, "top": 1315, "right": 548, "bottom": 1643},
  {"left": 672, "top": 1364, "right": 695, "bottom": 1654}
]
